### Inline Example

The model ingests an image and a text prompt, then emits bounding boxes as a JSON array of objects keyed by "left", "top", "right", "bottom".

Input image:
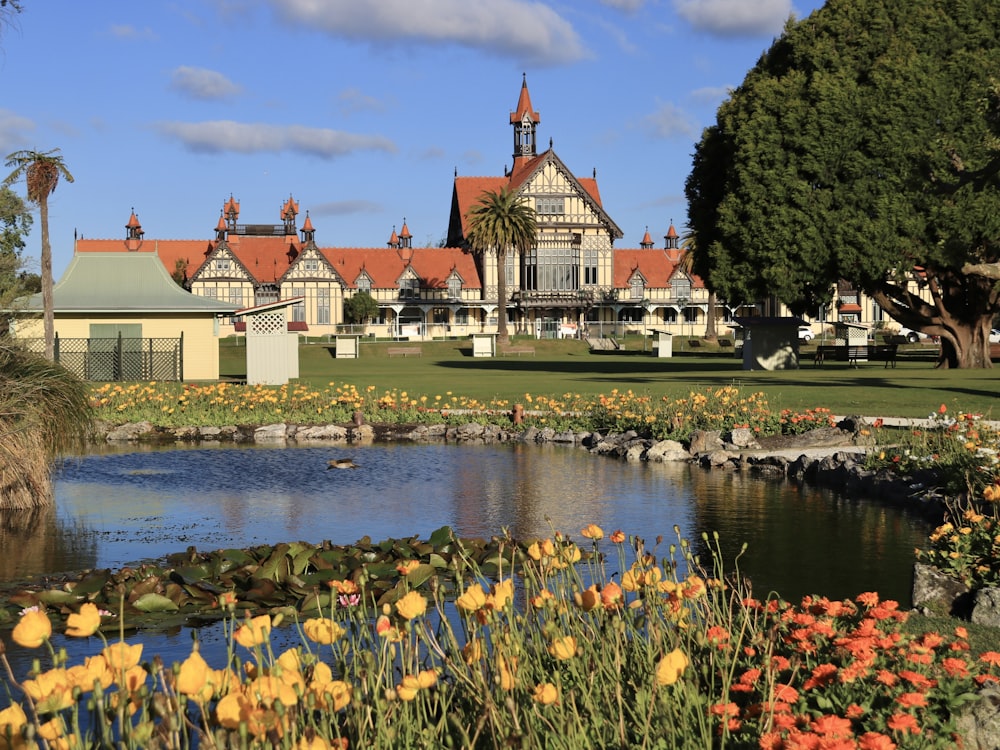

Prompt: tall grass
[{"left": 0, "top": 341, "right": 92, "bottom": 509}]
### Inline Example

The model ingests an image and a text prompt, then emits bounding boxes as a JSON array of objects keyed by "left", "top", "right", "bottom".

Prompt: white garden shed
[{"left": 237, "top": 298, "right": 303, "bottom": 385}]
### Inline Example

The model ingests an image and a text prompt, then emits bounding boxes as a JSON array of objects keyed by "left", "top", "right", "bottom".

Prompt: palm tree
[
  {"left": 3, "top": 148, "right": 74, "bottom": 359},
  {"left": 680, "top": 229, "right": 718, "bottom": 342},
  {"left": 464, "top": 187, "right": 537, "bottom": 345}
]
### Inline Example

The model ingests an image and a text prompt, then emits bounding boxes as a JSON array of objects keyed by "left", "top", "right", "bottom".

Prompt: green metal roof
[{"left": 19, "top": 252, "right": 237, "bottom": 314}]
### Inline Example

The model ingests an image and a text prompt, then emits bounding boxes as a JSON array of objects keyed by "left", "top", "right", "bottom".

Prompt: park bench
[
  {"left": 387, "top": 347, "right": 422, "bottom": 357},
  {"left": 868, "top": 343, "right": 898, "bottom": 368},
  {"left": 501, "top": 347, "right": 535, "bottom": 357}
]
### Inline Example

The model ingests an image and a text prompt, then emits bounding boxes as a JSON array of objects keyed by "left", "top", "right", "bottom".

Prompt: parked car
[
  {"left": 797, "top": 326, "right": 815, "bottom": 342},
  {"left": 897, "top": 327, "right": 926, "bottom": 343},
  {"left": 990, "top": 328, "right": 1000, "bottom": 344}
]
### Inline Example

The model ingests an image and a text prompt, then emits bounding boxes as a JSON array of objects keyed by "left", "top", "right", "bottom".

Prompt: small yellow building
[{"left": 11, "top": 252, "right": 236, "bottom": 381}]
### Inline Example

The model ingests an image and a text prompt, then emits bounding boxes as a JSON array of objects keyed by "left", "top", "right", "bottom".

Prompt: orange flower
[
  {"left": 609, "top": 530, "right": 626, "bottom": 544},
  {"left": 896, "top": 692, "right": 928, "bottom": 708},
  {"left": 65, "top": 603, "right": 103, "bottom": 638},
  {"left": 395, "top": 591, "right": 427, "bottom": 620},
  {"left": 12, "top": 609, "right": 52, "bottom": 649},
  {"left": 803, "top": 663, "right": 838, "bottom": 691},
  {"left": 396, "top": 560, "right": 421, "bottom": 575},
  {"left": 548, "top": 636, "right": 577, "bottom": 661},
  {"left": 858, "top": 732, "right": 897, "bottom": 750},
  {"left": 601, "top": 581, "right": 623, "bottom": 610},
  {"left": 234, "top": 615, "right": 272, "bottom": 648},
  {"left": 456, "top": 583, "right": 487, "bottom": 613},
  {"left": 497, "top": 653, "right": 518, "bottom": 691},
  {"left": 580, "top": 524, "right": 603, "bottom": 540},
  {"left": 102, "top": 641, "right": 144, "bottom": 672},
  {"left": 532, "top": 682, "right": 558, "bottom": 705},
  {"left": 176, "top": 649, "right": 212, "bottom": 700},
  {"left": 887, "top": 712, "right": 921, "bottom": 734}
]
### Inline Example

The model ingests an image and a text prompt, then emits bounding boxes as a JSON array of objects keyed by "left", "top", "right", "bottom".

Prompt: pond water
[{"left": 0, "top": 441, "right": 932, "bottom": 675}]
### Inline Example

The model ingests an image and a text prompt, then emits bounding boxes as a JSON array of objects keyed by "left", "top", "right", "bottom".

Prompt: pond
[
  {"left": 7, "top": 440, "right": 930, "bottom": 599},
  {"left": 1, "top": 441, "right": 931, "bottom": 674}
]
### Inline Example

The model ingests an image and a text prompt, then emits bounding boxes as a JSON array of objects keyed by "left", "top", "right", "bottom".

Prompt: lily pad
[{"left": 132, "top": 593, "right": 180, "bottom": 613}]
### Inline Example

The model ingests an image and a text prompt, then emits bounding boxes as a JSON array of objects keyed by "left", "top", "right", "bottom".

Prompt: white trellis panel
[{"left": 244, "top": 303, "right": 300, "bottom": 385}]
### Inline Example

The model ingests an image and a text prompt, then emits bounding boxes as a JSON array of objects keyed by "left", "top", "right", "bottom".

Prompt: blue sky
[{"left": 1, "top": 0, "right": 824, "bottom": 278}]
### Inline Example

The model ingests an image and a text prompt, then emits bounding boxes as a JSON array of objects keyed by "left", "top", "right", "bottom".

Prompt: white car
[
  {"left": 897, "top": 327, "right": 925, "bottom": 343},
  {"left": 798, "top": 326, "right": 814, "bottom": 341}
]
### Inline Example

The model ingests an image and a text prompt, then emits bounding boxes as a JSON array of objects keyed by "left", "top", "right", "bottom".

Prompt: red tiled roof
[
  {"left": 224, "top": 235, "right": 300, "bottom": 283},
  {"left": 510, "top": 75, "right": 540, "bottom": 124},
  {"left": 319, "top": 247, "right": 480, "bottom": 290},
  {"left": 612, "top": 248, "right": 705, "bottom": 290}
]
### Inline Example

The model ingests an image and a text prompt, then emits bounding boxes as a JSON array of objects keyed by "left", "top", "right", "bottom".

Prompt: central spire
[{"left": 510, "top": 73, "right": 540, "bottom": 162}]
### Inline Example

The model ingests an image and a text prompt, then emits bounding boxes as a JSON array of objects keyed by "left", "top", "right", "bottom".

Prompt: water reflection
[{"left": 9, "top": 441, "right": 931, "bottom": 605}]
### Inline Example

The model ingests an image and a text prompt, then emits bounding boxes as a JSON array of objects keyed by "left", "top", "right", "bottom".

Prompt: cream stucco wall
[{"left": 13, "top": 313, "right": 222, "bottom": 380}]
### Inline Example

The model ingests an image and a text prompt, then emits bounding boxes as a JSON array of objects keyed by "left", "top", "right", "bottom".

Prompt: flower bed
[{"left": 3, "top": 525, "right": 999, "bottom": 749}]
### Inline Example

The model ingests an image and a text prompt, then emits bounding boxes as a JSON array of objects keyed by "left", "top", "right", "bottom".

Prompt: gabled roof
[
  {"left": 75, "top": 239, "right": 215, "bottom": 284},
  {"left": 450, "top": 149, "right": 621, "bottom": 243},
  {"left": 20, "top": 252, "right": 237, "bottom": 313},
  {"left": 319, "top": 247, "right": 480, "bottom": 290},
  {"left": 612, "top": 248, "right": 705, "bottom": 290}
]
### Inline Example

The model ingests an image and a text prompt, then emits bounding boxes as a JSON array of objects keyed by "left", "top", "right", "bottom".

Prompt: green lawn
[{"left": 219, "top": 337, "right": 999, "bottom": 419}]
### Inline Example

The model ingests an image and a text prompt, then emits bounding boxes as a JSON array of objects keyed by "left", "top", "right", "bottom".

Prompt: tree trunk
[
  {"left": 703, "top": 290, "right": 719, "bottom": 342},
  {"left": 937, "top": 320, "right": 994, "bottom": 369},
  {"left": 40, "top": 198, "right": 54, "bottom": 361},
  {"left": 495, "top": 248, "right": 509, "bottom": 346}
]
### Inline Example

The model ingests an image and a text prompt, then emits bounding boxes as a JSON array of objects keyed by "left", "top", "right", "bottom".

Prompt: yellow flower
[
  {"left": 396, "top": 670, "right": 436, "bottom": 702},
  {"left": 497, "top": 654, "right": 518, "bottom": 691},
  {"left": 462, "top": 638, "right": 483, "bottom": 665},
  {"left": 22, "top": 668, "right": 74, "bottom": 713},
  {"left": 488, "top": 579, "right": 514, "bottom": 610},
  {"left": 456, "top": 583, "right": 488, "bottom": 613},
  {"left": 655, "top": 648, "right": 689, "bottom": 686},
  {"left": 310, "top": 679, "right": 352, "bottom": 712},
  {"left": 395, "top": 591, "right": 427, "bottom": 620},
  {"left": 12, "top": 609, "right": 51, "bottom": 648},
  {"left": 548, "top": 636, "right": 577, "bottom": 661},
  {"left": 533, "top": 682, "right": 559, "bottom": 705},
  {"left": 396, "top": 560, "right": 421, "bottom": 575},
  {"left": 0, "top": 702, "right": 27, "bottom": 746},
  {"left": 65, "top": 602, "right": 102, "bottom": 638},
  {"left": 303, "top": 618, "right": 345, "bottom": 645},
  {"left": 234, "top": 614, "right": 272, "bottom": 648},
  {"left": 176, "top": 649, "right": 212, "bottom": 700},
  {"left": 580, "top": 524, "right": 604, "bottom": 540}
]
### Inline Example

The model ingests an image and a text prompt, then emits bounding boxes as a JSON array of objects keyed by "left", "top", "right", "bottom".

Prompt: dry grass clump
[{"left": 0, "top": 341, "right": 92, "bottom": 510}]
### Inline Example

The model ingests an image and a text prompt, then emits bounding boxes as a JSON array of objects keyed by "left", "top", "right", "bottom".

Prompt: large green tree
[
  {"left": 3, "top": 149, "right": 74, "bottom": 360},
  {"left": 686, "top": 0, "right": 1000, "bottom": 368},
  {"left": 0, "top": 185, "right": 33, "bottom": 304},
  {"left": 464, "top": 186, "right": 537, "bottom": 345}
]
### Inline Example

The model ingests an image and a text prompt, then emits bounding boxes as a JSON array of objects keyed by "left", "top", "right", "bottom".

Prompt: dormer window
[
  {"left": 671, "top": 276, "right": 691, "bottom": 299},
  {"left": 630, "top": 276, "right": 644, "bottom": 300},
  {"left": 448, "top": 276, "right": 462, "bottom": 299},
  {"left": 356, "top": 277, "right": 372, "bottom": 293},
  {"left": 400, "top": 277, "right": 420, "bottom": 299}
]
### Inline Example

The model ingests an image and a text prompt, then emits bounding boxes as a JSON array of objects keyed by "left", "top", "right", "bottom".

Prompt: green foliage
[
  {"left": 343, "top": 290, "right": 378, "bottom": 324},
  {"left": 687, "top": 0, "right": 1000, "bottom": 367}
]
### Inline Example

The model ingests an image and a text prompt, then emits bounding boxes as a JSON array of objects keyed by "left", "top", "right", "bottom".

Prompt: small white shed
[
  {"left": 650, "top": 330, "right": 673, "bottom": 358},
  {"left": 237, "top": 298, "right": 302, "bottom": 385}
]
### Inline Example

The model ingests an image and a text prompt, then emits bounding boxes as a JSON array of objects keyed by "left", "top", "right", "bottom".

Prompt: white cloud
[
  {"left": 0, "top": 109, "right": 35, "bottom": 152},
  {"left": 689, "top": 85, "right": 733, "bottom": 104},
  {"left": 673, "top": 0, "right": 792, "bottom": 37},
  {"left": 268, "top": 0, "right": 587, "bottom": 66},
  {"left": 310, "top": 199, "right": 382, "bottom": 217},
  {"left": 170, "top": 67, "right": 242, "bottom": 101},
  {"left": 641, "top": 101, "right": 696, "bottom": 139},
  {"left": 109, "top": 24, "right": 157, "bottom": 40},
  {"left": 155, "top": 121, "right": 397, "bottom": 159},
  {"left": 337, "top": 88, "right": 389, "bottom": 116},
  {"left": 600, "top": 0, "right": 644, "bottom": 11}
]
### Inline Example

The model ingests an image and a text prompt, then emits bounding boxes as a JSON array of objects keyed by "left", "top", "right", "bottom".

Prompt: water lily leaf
[
  {"left": 428, "top": 554, "right": 449, "bottom": 569},
  {"left": 429, "top": 526, "right": 454, "bottom": 548},
  {"left": 363, "top": 562, "right": 398, "bottom": 580},
  {"left": 221, "top": 549, "right": 255, "bottom": 566},
  {"left": 290, "top": 546, "right": 318, "bottom": 576},
  {"left": 35, "top": 589, "right": 82, "bottom": 606},
  {"left": 170, "top": 566, "right": 212, "bottom": 585},
  {"left": 67, "top": 571, "right": 112, "bottom": 597},
  {"left": 132, "top": 593, "right": 180, "bottom": 612},
  {"left": 404, "top": 564, "right": 437, "bottom": 588}
]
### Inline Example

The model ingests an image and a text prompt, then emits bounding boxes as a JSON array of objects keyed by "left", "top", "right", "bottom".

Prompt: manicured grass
[{"left": 219, "top": 337, "right": 999, "bottom": 419}]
